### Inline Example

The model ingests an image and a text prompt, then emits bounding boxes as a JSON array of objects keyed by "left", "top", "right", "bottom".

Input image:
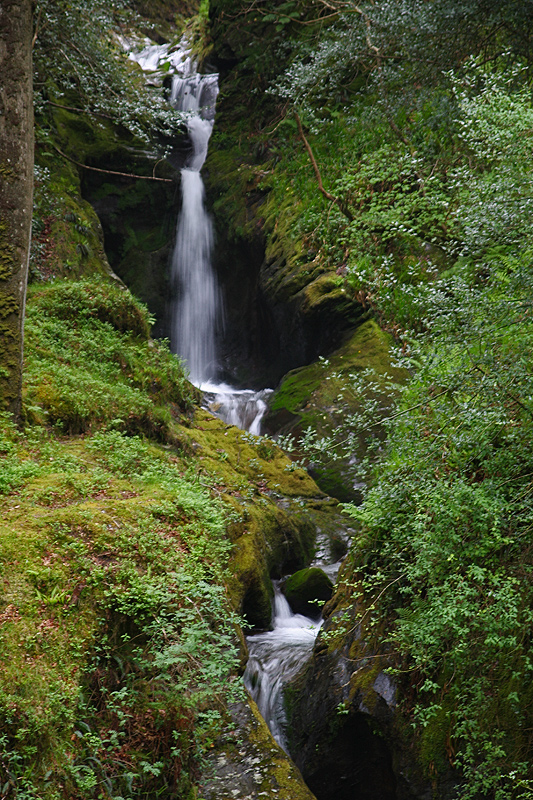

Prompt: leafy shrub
[
  {"left": 23, "top": 279, "right": 195, "bottom": 436},
  {"left": 32, "top": 279, "right": 151, "bottom": 339},
  {"left": 346, "top": 257, "right": 533, "bottom": 797}
]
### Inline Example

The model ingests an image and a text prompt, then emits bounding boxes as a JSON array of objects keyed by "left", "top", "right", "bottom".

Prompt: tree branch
[
  {"left": 51, "top": 144, "right": 173, "bottom": 183},
  {"left": 295, "top": 112, "right": 354, "bottom": 221}
]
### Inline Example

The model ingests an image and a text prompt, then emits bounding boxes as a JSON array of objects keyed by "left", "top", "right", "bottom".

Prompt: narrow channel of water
[{"left": 244, "top": 584, "right": 321, "bottom": 751}]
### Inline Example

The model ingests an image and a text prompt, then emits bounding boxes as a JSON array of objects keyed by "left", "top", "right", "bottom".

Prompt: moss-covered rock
[
  {"left": 283, "top": 567, "right": 333, "bottom": 619},
  {"left": 199, "top": 696, "right": 317, "bottom": 800},
  {"left": 173, "top": 406, "right": 353, "bottom": 629},
  {"left": 265, "top": 318, "right": 409, "bottom": 500},
  {"left": 31, "top": 148, "right": 120, "bottom": 282},
  {"left": 23, "top": 278, "right": 196, "bottom": 437},
  {"left": 285, "top": 558, "right": 460, "bottom": 800}
]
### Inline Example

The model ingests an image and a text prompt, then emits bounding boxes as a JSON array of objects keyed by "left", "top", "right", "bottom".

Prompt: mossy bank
[{"left": 0, "top": 276, "right": 339, "bottom": 798}]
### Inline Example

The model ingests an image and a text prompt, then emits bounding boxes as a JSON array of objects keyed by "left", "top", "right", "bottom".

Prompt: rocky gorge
[{"left": 1, "top": 1, "right": 533, "bottom": 799}]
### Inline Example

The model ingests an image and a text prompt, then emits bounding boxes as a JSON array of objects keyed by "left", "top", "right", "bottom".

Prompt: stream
[
  {"left": 128, "top": 34, "right": 334, "bottom": 762},
  {"left": 243, "top": 584, "right": 321, "bottom": 751}
]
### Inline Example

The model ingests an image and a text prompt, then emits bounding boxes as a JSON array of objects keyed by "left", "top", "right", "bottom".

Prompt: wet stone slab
[{"left": 198, "top": 696, "right": 316, "bottom": 800}]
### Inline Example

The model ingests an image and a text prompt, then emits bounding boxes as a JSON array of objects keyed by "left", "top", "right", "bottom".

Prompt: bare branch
[
  {"left": 295, "top": 112, "right": 354, "bottom": 221},
  {"left": 51, "top": 144, "right": 173, "bottom": 183}
]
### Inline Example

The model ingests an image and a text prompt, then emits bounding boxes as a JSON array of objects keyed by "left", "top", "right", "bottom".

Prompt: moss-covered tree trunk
[{"left": 0, "top": 0, "right": 34, "bottom": 417}]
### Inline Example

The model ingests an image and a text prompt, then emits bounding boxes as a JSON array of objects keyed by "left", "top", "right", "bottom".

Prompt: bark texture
[{"left": 0, "top": 0, "right": 34, "bottom": 417}]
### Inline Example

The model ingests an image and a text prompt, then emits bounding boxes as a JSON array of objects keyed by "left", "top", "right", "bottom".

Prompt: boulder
[{"left": 284, "top": 567, "right": 333, "bottom": 619}]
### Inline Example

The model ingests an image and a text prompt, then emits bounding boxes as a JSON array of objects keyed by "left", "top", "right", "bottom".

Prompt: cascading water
[
  {"left": 168, "top": 56, "right": 272, "bottom": 431},
  {"left": 244, "top": 584, "right": 321, "bottom": 751},
  {"left": 172, "top": 169, "right": 218, "bottom": 384},
  {"left": 124, "top": 37, "right": 271, "bottom": 432},
  {"left": 169, "top": 71, "right": 219, "bottom": 385},
  {"left": 244, "top": 535, "right": 344, "bottom": 751}
]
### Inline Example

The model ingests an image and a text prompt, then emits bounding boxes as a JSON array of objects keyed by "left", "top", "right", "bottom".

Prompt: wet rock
[
  {"left": 199, "top": 695, "right": 317, "bottom": 800},
  {"left": 264, "top": 319, "right": 409, "bottom": 501},
  {"left": 285, "top": 566, "right": 461, "bottom": 800},
  {"left": 283, "top": 567, "right": 333, "bottom": 620}
]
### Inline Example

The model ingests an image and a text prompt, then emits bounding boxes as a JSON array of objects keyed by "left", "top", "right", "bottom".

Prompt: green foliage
[
  {"left": 33, "top": 0, "right": 184, "bottom": 146},
  {"left": 344, "top": 254, "right": 533, "bottom": 797},
  {"left": 0, "top": 413, "right": 41, "bottom": 494},
  {"left": 23, "top": 279, "right": 195, "bottom": 436},
  {"left": 32, "top": 278, "right": 152, "bottom": 338},
  {"left": 211, "top": 6, "right": 533, "bottom": 792},
  {"left": 0, "top": 421, "right": 240, "bottom": 799}
]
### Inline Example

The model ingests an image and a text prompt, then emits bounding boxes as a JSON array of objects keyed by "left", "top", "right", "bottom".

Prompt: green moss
[
  {"left": 32, "top": 149, "right": 116, "bottom": 281},
  {"left": 418, "top": 704, "right": 453, "bottom": 776},
  {"left": 268, "top": 319, "right": 409, "bottom": 499},
  {"left": 0, "top": 219, "right": 15, "bottom": 282},
  {"left": 31, "top": 278, "right": 151, "bottom": 338},
  {"left": 0, "top": 296, "right": 20, "bottom": 411},
  {"left": 284, "top": 567, "right": 333, "bottom": 618},
  {"left": 299, "top": 273, "right": 345, "bottom": 312},
  {"left": 0, "top": 422, "right": 241, "bottom": 798},
  {"left": 23, "top": 278, "right": 195, "bottom": 436}
]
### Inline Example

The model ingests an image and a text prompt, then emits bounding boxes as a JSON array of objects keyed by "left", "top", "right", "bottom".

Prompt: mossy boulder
[
  {"left": 265, "top": 318, "right": 410, "bottom": 501},
  {"left": 23, "top": 278, "right": 197, "bottom": 437},
  {"left": 31, "top": 278, "right": 151, "bottom": 338},
  {"left": 199, "top": 696, "right": 317, "bottom": 800},
  {"left": 284, "top": 567, "right": 333, "bottom": 619}
]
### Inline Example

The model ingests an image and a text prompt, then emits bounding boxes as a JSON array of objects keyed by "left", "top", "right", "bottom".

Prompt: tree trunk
[{"left": 0, "top": 0, "right": 34, "bottom": 418}]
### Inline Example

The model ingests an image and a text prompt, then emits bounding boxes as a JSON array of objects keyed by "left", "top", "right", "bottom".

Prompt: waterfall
[
  {"left": 125, "top": 38, "right": 271, "bottom": 431},
  {"left": 244, "top": 584, "right": 321, "bottom": 751},
  {"left": 170, "top": 73, "right": 220, "bottom": 385},
  {"left": 168, "top": 65, "right": 273, "bottom": 432},
  {"left": 172, "top": 170, "right": 218, "bottom": 384}
]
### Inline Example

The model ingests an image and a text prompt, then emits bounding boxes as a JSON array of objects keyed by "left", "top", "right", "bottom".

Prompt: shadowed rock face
[
  {"left": 286, "top": 642, "right": 401, "bottom": 800},
  {"left": 285, "top": 569, "right": 462, "bottom": 800},
  {"left": 299, "top": 713, "right": 397, "bottom": 800}
]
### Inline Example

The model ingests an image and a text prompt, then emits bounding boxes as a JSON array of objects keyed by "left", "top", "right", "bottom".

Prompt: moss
[
  {"left": 0, "top": 263, "right": 340, "bottom": 795},
  {"left": 0, "top": 308, "right": 20, "bottom": 412},
  {"left": 199, "top": 696, "right": 316, "bottom": 799},
  {"left": 31, "top": 149, "right": 117, "bottom": 281},
  {"left": 267, "top": 319, "right": 409, "bottom": 499},
  {"left": 299, "top": 273, "right": 345, "bottom": 312},
  {"left": 0, "top": 425, "right": 236, "bottom": 796},
  {"left": 206, "top": 147, "right": 263, "bottom": 243},
  {"left": 30, "top": 278, "right": 151, "bottom": 339},
  {"left": 418, "top": 703, "right": 454, "bottom": 776},
  {"left": 284, "top": 567, "right": 333, "bottom": 618},
  {"left": 0, "top": 219, "right": 14, "bottom": 282},
  {"left": 22, "top": 278, "right": 196, "bottom": 438}
]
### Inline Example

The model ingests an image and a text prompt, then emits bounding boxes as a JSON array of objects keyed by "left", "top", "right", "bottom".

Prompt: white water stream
[
  {"left": 127, "top": 39, "right": 324, "bottom": 749},
  {"left": 244, "top": 585, "right": 321, "bottom": 751},
  {"left": 125, "top": 37, "right": 270, "bottom": 431},
  {"left": 165, "top": 49, "right": 271, "bottom": 431}
]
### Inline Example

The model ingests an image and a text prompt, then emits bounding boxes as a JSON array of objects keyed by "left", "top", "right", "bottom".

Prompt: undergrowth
[
  {"left": 23, "top": 279, "right": 196, "bottom": 437},
  {"left": 0, "top": 278, "right": 240, "bottom": 799}
]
